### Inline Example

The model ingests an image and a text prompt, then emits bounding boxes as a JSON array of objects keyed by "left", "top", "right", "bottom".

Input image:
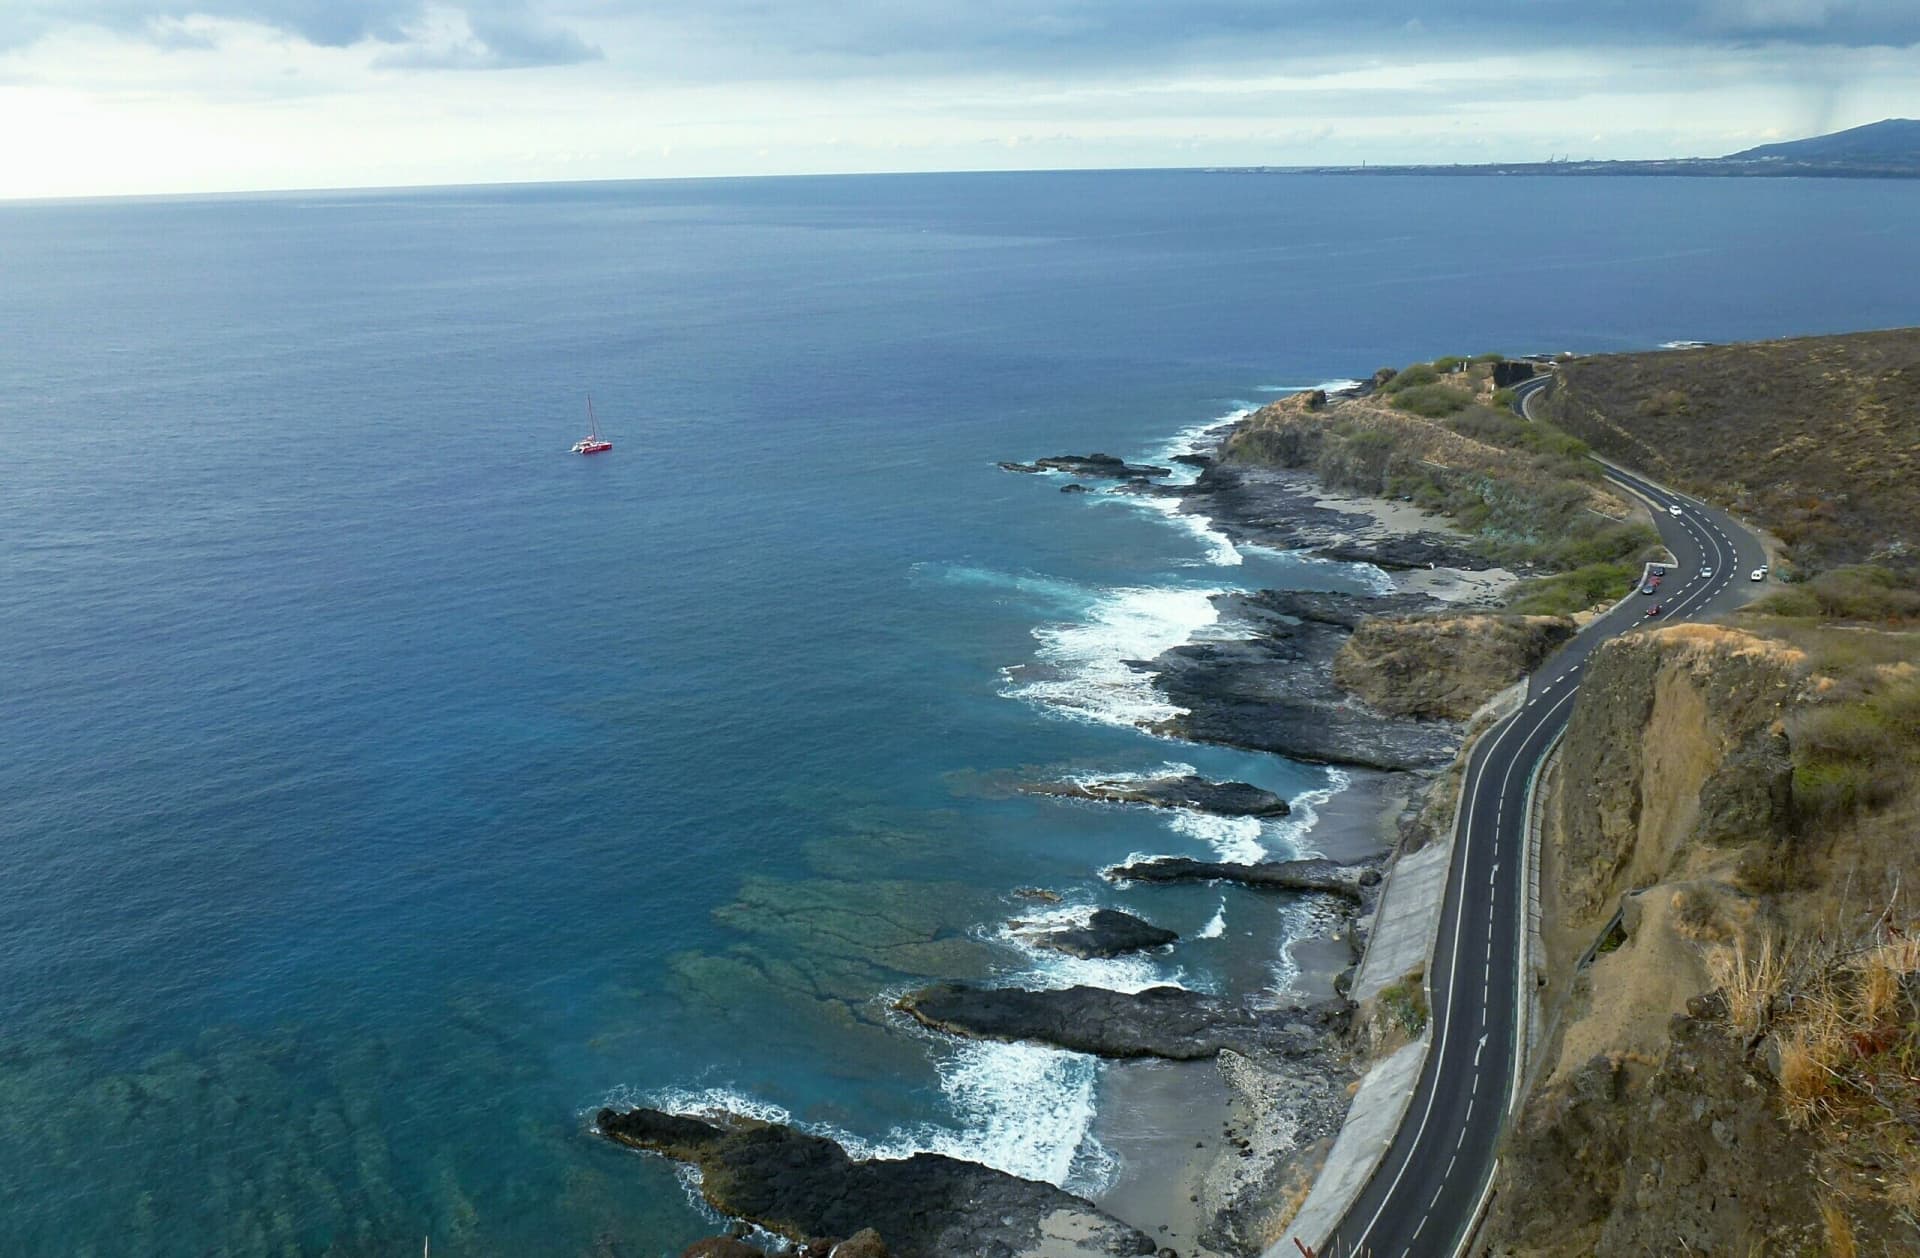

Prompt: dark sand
[{"left": 1089, "top": 769, "right": 1411, "bottom": 1255}]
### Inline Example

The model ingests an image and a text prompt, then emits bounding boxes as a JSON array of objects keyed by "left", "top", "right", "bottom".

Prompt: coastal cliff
[
  {"left": 1332, "top": 613, "right": 1572, "bottom": 720},
  {"left": 1479, "top": 618, "right": 1920, "bottom": 1255}
]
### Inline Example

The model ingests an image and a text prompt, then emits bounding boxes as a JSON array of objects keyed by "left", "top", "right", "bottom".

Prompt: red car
[{"left": 1646, "top": 604, "right": 1663, "bottom": 618}]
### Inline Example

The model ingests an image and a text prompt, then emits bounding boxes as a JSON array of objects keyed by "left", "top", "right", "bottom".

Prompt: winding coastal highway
[{"left": 1317, "top": 374, "right": 1768, "bottom": 1257}]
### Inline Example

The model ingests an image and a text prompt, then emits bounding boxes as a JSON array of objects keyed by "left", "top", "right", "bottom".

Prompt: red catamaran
[{"left": 570, "top": 396, "right": 613, "bottom": 455}]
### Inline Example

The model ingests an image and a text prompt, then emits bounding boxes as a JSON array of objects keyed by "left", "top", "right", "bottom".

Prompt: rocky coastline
[{"left": 600, "top": 413, "right": 1521, "bottom": 1258}]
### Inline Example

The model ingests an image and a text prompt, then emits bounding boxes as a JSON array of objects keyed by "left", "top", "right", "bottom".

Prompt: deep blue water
[{"left": 3, "top": 171, "right": 1917, "bottom": 1256}]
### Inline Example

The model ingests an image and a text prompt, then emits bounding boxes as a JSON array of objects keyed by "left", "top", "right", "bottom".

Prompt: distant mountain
[
  {"left": 1725, "top": 118, "right": 1920, "bottom": 162},
  {"left": 1230, "top": 118, "right": 1920, "bottom": 180}
]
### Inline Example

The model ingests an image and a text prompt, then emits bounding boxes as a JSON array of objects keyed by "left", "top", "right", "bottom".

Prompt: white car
[
  {"left": 1668, "top": 505, "right": 1683, "bottom": 517},
  {"left": 1701, "top": 568, "right": 1713, "bottom": 578},
  {"left": 1750, "top": 569, "right": 1766, "bottom": 581}
]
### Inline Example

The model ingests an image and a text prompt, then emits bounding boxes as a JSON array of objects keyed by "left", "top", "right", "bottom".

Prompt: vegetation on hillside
[
  {"left": 1224, "top": 355, "right": 1658, "bottom": 611},
  {"left": 1544, "top": 328, "right": 1920, "bottom": 575}
]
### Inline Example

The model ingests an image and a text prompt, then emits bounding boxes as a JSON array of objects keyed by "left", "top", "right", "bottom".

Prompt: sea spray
[
  {"left": 1004, "top": 585, "right": 1225, "bottom": 728},
  {"left": 634, "top": 1048, "right": 1110, "bottom": 1195}
]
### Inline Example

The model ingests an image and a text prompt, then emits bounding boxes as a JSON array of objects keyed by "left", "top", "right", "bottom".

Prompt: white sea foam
[
  {"left": 1061, "top": 759, "right": 1197, "bottom": 788},
  {"left": 642, "top": 1084, "right": 797, "bottom": 1128},
  {"left": 892, "top": 1040, "right": 1108, "bottom": 1190},
  {"left": 1166, "top": 808, "right": 1267, "bottom": 863},
  {"left": 1148, "top": 410, "right": 1249, "bottom": 488},
  {"left": 1254, "top": 379, "right": 1366, "bottom": 395},
  {"left": 992, "top": 904, "right": 1185, "bottom": 995},
  {"left": 1129, "top": 492, "right": 1242, "bottom": 565},
  {"left": 634, "top": 1044, "right": 1110, "bottom": 1195},
  {"left": 1004, "top": 585, "right": 1224, "bottom": 729},
  {"left": 1273, "top": 768, "right": 1352, "bottom": 860},
  {"left": 1198, "top": 900, "right": 1227, "bottom": 939}
]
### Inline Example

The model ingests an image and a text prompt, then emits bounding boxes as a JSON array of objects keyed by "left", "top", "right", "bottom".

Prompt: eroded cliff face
[
  {"left": 1545, "top": 624, "right": 1802, "bottom": 925},
  {"left": 1332, "top": 613, "right": 1574, "bottom": 720},
  {"left": 1479, "top": 625, "right": 1828, "bottom": 1257}
]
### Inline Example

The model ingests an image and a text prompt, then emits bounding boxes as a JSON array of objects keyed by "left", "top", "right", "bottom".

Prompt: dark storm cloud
[{"left": 5, "top": 1, "right": 1918, "bottom": 69}]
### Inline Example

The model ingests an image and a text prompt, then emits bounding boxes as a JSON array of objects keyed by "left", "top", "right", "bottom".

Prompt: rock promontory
[
  {"left": 595, "top": 1107, "right": 1156, "bottom": 1258},
  {"left": 999, "top": 453, "right": 1173, "bottom": 479},
  {"left": 1024, "top": 772, "right": 1291, "bottom": 817},
  {"left": 1105, "top": 856, "right": 1379, "bottom": 899},
  {"left": 895, "top": 983, "right": 1346, "bottom": 1060}
]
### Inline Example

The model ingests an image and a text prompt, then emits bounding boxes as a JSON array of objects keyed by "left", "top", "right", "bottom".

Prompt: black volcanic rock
[
  {"left": 1174, "top": 461, "right": 1493, "bottom": 570},
  {"left": 895, "top": 983, "right": 1345, "bottom": 1060},
  {"left": 1025, "top": 772, "right": 1290, "bottom": 818},
  {"left": 596, "top": 1108, "right": 1155, "bottom": 1258},
  {"left": 1148, "top": 588, "right": 1464, "bottom": 770},
  {"left": 1106, "top": 856, "right": 1377, "bottom": 899},
  {"left": 1000, "top": 453, "right": 1173, "bottom": 479},
  {"left": 1018, "top": 909, "right": 1178, "bottom": 959}
]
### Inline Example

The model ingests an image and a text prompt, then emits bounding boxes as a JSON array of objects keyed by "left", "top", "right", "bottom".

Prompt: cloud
[
  {"left": 1, "top": 1, "right": 599, "bottom": 67},
  {"left": 376, "top": 9, "right": 602, "bottom": 69},
  {"left": 10, "top": 1, "right": 1920, "bottom": 73}
]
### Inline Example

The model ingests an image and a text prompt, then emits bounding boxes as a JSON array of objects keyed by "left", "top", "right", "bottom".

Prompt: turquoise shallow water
[{"left": 2, "top": 172, "right": 1917, "bottom": 1255}]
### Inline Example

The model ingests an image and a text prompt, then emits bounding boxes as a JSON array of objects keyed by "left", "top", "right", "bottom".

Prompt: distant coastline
[
  {"left": 1203, "top": 158, "right": 1920, "bottom": 181},
  {"left": 1205, "top": 116, "right": 1920, "bottom": 181}
]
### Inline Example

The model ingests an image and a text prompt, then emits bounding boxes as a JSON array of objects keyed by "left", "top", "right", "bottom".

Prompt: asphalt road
[{"left": 1318, "top": 374, "right": 1767, "bottom": 1257}]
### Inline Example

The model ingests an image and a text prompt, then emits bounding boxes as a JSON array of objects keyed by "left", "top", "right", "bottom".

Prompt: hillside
[
  {"left": 1222, "top": 355, "right": 1657, "bottom": 614},
  {"left": 1480, "top": 606, "right": 1920, "bottom": 1256},
  {"left": 1727, "top": 118, "right": 1920, "bottom": 162},
  {"left": 1542, "top": 328, "right": 1920, "bottom": 574}
]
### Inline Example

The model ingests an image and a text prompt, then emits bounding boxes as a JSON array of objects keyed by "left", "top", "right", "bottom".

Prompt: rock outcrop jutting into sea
[
  {"left": 1013, "top": 908, "right": 1179, "bottom": 959},
  {"left": 1024, "top": 773, "right": 1292, "bottom": 817},
  {"left": 894, "top": 983, "right": 1349, "bottom": 1061},
  {"left": 594, "top": 1108, "right": 1158, "bottom": 1258}
]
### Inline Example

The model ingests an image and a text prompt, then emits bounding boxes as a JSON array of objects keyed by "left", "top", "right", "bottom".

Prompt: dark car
[
  {"left": 1646, "top": 604, "right": 1663, "bottom": 618},
  {"left": 1641, "top": 584, "right": 1656, "bottom": 595}
]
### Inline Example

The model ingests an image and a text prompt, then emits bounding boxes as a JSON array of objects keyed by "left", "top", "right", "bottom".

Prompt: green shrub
[
  {"left": 1381, "top": 363, "right": 1440, "bottom": 393},
  {"left": 1796, "top": 704, "right": 1896, "bottom": 761},
  {"left": 1391, "top": 384, "right": 1470, "bottom": 418},
  {"left": 1492, "top": 386, "right": 1516, "bottom": 408},
  {"left": 1754, "top": 564, "right": 1920, "bottom": 622},
  {"left": 1506, "top": 561, "right": 1638, "bottom": 615},
  {"left": 1793, "top": 758, "right": 1883, "bottom": 821},
  {"left": 1431, "top": 355, "right": 1470, "bottom": 374},
  {"left": 1378, "top": 972, "right": 1429, "bottom": 1036}
]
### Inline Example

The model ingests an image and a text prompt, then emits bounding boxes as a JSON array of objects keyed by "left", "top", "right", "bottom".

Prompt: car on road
[
  {"left": 1669, "top": 505, "right": 1683, "bottom": 516},
  {"left": 1751, "top": 569, "right": 1766, "bottom": 581},
  {"left": 1642, "top": 584, "right": 1656, "bottom": 595},
  {"left": 1701, "top": 568, "right": 1713, "bottom": 578},
  {"left": 1650, "top": 566, "right": 1666, "bottom": 576},
  {"left": 1646, "top": 604, "right": 1663, "bottom": 617}
]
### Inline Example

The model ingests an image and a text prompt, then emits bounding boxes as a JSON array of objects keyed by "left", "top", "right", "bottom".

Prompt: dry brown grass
[
  {"left": 1706, "top": 931, "right": 1785, "bottom": 1038},
  {"left": 1820, "top": 1193, "right": 1858, "bottom": 1258},
  {"left": 1547, "top": 328, "right": 1920, "bottom": 575},
  {"left": 1778, "top": 1016, "right": 1840, "bottom": 1129}
]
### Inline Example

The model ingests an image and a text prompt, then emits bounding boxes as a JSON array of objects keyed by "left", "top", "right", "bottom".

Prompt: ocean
[{"left": 2, "top": 171, "right": 1917, "bottom": 1256}]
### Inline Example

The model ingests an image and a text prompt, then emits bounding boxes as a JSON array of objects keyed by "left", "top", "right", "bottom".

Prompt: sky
[{"left": 1, "top": 1, "right": 1917, "bottom": 199}]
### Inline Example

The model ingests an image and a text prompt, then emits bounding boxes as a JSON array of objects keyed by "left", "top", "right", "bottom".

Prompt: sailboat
[{"left": 570, "top": 396, "right": 613, "bottom": 455}]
